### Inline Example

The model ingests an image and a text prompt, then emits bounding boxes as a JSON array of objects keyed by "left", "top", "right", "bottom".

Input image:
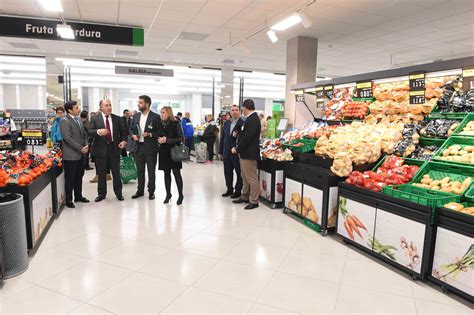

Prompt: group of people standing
[{"left": 57, "top": 95, "right": 185, "bottom": 209}]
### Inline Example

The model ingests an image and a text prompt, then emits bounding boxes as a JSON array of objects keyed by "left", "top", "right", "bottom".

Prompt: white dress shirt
[{"left": 139, "top": 112, "right": 148, "bottom": 143}]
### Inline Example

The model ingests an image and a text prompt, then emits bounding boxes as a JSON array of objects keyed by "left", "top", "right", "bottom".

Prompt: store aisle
[{"left": 0, "top": 162, "right": 471, "bottom": 314}]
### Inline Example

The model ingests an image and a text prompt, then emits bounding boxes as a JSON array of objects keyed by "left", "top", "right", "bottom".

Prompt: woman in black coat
[
  {"left": 203, "top": 114, "right": 218, "bottom": 163},
  {"left": 158, "top": 106, "right": 184, "bottom": 205}
]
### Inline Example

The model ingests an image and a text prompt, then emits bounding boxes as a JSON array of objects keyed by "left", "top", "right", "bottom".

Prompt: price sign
[
  {"left": 355, "top": 81, "right": 373, "bottom": 98},
  {"left": 313, "top": 86, "right": 324, "bottom": 108},
  {"left": 22, "top": 129, "right": 44, "bottom": 146},
  {"left": 295, "top": 94, "right": 305, "bottom": 102},
  {"left": 410, "top": 90, "right": 425, "bottom": 105},
  {"left": 409, "top": 72, "right": 425, "bottom": 90},
  {"left": 463, "top": 66, "right": 474, "bottom": 91},
  {"left": 324, "top": 85, "right": 334, "bottom": 99}
]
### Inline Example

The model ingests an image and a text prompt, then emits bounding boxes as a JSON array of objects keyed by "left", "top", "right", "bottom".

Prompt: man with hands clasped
[{"left": 88, "top": 99, "right": 128, "bottom": 202}]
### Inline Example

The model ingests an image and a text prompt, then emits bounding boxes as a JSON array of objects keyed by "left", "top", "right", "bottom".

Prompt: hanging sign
[
  {"left": 462, "top": 66, "right": 474, "bottom": 91},
  {"left": 0, "top": 16, "right": 144, "bottom": 46},
  {"left": 355, "top": 81, "right": 373, "bottom": 98},
  {"left": 409, "top": 72, "right": 425, "bottom": 90},
  {"left": 115, "top": 66, "right": 174, "bottom": 77},
  {"left": 22, "top": 129, "right": 44, "bottom": 146}
]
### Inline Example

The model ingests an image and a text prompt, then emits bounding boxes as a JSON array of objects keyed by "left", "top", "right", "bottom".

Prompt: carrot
[
  {"left": 347, "top": 216, "right": 363, "bottom": 239},
  {"left": 344, "top": 221, "right": 354, "bottom": 240},
  {"left": 352, "top": 215, "right": 367, "bottom": 231}
]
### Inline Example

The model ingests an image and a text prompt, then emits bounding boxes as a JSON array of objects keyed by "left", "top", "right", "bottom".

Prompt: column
[
  {"left": 220, "top": 68, "right": 234, "bottom": 111},
  {"left": 285, "top": 36, "right": 318, "bottom": 128}
]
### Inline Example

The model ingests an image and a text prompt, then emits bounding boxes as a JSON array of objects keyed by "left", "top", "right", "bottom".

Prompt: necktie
[
  {"left": 74, "top": 117, "right": 82, "bottom": 133},
  {"left": 105, "top": 116, "right": 112, "bottom": 144}
]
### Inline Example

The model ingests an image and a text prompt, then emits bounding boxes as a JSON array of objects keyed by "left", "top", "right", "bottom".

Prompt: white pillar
[
  {"left": 3, "top": 84, "right": 18, "bottom": 109},
  {"left": 191, "top": 93, "right": 202, "bottom": 125},
  {"left": 220, "top": 68, "right": 234, "bottom": 110}
]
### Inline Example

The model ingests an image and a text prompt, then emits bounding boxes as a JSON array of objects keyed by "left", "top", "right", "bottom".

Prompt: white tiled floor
[{"left": 1, "top": 161, "right": 472, "bottom": 314}]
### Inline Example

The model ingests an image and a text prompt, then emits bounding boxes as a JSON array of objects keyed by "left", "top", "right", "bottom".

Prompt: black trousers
[
  {"left": 135, "top": 143, "right": 157, "bottom": 194},
  {"left": 63, "top": 156, "right": 85, "bottom": 203},
  {"left": 96, "top": 144, "right": 122, "bottom": 197},
  {"left": 224, "top": 154, "right": 242, "bottom": 194},
  {"left": 205, "top": 139, "right": 215, "bottom": 161}
]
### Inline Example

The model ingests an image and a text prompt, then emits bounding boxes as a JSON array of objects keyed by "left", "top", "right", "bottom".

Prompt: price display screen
[
  {"left": 295, "top": 94, "right": 305, "bottom": 102},
  {"left": 22, "top": 129, "right": 44, "bottom": 146},
  {"left": 355, "top": 81, "right": 373, "bottom": 98},
  {"left": 409, "top": 73, "right": 425, "bottom": 90}
]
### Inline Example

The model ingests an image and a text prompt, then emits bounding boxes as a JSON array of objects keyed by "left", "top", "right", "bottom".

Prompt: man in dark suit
[
  {"left": 232, "top": 99, "right": 261, "bottom": 210},
  {"left": 60, "top": 101, "right": 90, "bottom": 208},
  {"left": 121, "top": 109, "right": 132, "bottom": 157},
  {"left": 219, "top": 105, "right": 244, "bottom": 199},
  {"left": 130, "top": 95, "right": 161, "bottom": 200},
  {"left": 88, "top": 99, "right": 128, "bottom": 202}
]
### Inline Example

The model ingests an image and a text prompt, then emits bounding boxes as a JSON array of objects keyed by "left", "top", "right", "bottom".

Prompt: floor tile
[
  {"left": 133, "top": 227, "right": 198, "bottom": 248},
  {"left": 291, "top": 233, "right": 348, "bottom": 257},
  {"left": 38, "top": 260, "right": 132, "bottom": 302},
  {"left": 334, "top": 285, "right": 417, "bottom": 314},
  {"left": 55, "top": 232, "right": 125, "bottom": 258},
  {"left": 222, "top": 240, "right": 291, "bottom": 271},
  {"left": 0, "top": 278, "right": 33, "bottom": 301},
  {"left": 414, "top": 299, "right": 474, "bottom": 314},
  {"left": 178, "top": 232, "right": 240, "bottom": 258},
  {"left": 162, "top": 287, "right": 254, "bottom": 313},
  {"left": 0, "top": 285, "right": 82, "bottom": 313},
  {"left": 194, "top": 260, "right": 275, "bottom": 301},
  {"left": 93, "top": 241, "right": 170, "bottom": 270},
  {"left": 138, "top": 250, "right": 218, "bottom": 285},
  {"left": 69, "top": 303, "right": 113, "bottom": 314},
  {"left": 202, "top": 219, "right": 259, "bottom": 239},
  {"left": 246, "top": 227, "right": 301, "bottom": 248},
  {"left": 88, "top": 273, "right": 188, "bottom": 313},
  {"left": 249, "top": 303, "right": 299, "bottom": 314},
  {"left": 257, "top": 272, "right": 339, "bottom": 314}
]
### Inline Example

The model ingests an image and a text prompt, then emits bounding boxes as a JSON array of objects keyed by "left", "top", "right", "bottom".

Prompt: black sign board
[
  {"left": 324, "top": 85, "right": 334, "bottom": 99},
  {"left": 409, "top": 90, "right": 425, "bottom": 105},
  {"left": 0, "top": 16, "right": 144, "bottom": 46},
  {"left": 355, "top": 81, "right": 373, "bottom": 98},
  {"left": 22, "top": 129, "right": 44, "bottom": 146},
  {"left": 315, "top": 87, "right": 325, "bottom": 108},
  {"left": 463, "top": 67, "right": 474, "bottom": 91},
  {"left": 409, "top": 72, "right": 425, "bottom": 90},
  {"left": 295, "top": 94, "right": 305, "bottom": 102}
]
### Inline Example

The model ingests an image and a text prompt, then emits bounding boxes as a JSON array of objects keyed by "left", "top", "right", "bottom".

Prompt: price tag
[
  {"left": 463, "top": 66, "right": 474, "bottom": 91},
  {"left": 409, "top": 90, "right": 425, "bottom": 105},
  {"left": 324, "top": 85, "right": 334, "bottom": 99},
  {"left": 409, "top": 72, "right": 425, "bottom": 90},
  {"left": 355, "top": 81, "right": 373, "bottom": 98},
  {"left": 22, "top": 129, "right": 44, "bottom": 146},
  {"left": 295, "top": 94, "right": 305, "bottom": 102}
]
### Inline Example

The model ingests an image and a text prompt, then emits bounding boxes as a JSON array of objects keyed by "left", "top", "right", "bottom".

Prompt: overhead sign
[
  {"left": 115, "top": 66, "right": 174, "bottom": 77},
  {"left": 0, "top": 16, "right": 144, "bottom": 46}
]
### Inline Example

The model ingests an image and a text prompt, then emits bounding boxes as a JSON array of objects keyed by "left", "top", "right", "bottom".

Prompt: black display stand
[
  {"left": 337, "top": 183, "right": 434, "bottom": 280},
  {"left": 0, "top": 169, "right": 55, "bottom": 255},
  {"left": 50, "top": 166, "right": 65, "bottom": 218},
  {"left": 258, "top": 159, "right": 286, "bottom": 209},
  {"left": 428, "top": 208, "right": 473, "bottom": 302},
  {"left": 283, "top": 162, "right": 342, "bottom": 235}
]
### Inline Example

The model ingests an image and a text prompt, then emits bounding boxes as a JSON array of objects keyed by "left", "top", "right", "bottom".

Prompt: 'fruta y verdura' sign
[{"left": 0, "top": 16, "right": 144, "bottom": 46}]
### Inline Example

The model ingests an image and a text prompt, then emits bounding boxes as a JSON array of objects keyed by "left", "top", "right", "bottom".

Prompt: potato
[
  {"left": 461, "top": 156, "right": 471, "bottom": 163},
  {"left": 470, "top": 157, "right": 474, "bottom": 164},
  {"left": 452, "top": 187, "right": 463, "bottom": 195},
  {"left": 441, "top": 177, "right": 450, "bottom": 184},
  {"left": 430, "top": 180, "right": 440, "bottom": 187},
  {"left": 423, "top": 174, "right": 431, "bottom": 179},
  {"left": 431, "top": 186, "right": 440, "bottom": 190},
  {"left": 441, "top": 183, "right": 450, "bottom": 188},
  {"left": 450, "top": 145, "right": 462, "bottom": 151},
  {"left": 459, "top": 150, "right": 468, "bottom": 156},
  {"left": 442, "top": 149, "right": 450, "bottom": 157},
  {"left": 450, "top": 149, "right": 459, "bottom": 155},
  {"left": 302, "top": 197, "right": 312, "bottom": 209},
  {"left": 421, "top": 178, "right": 432, "bottom": 184},
  {"left": 441, "top": 187, "right": 453, "bottom": 193},
  {"left": 463, "top": 177, "right": 472, "bottom": 186},
  {"left": 291, "top": 193, "right": 301, "bottom": 204},
  {"left": 465, "top": 146, "right": 474, "bottom": 152}
]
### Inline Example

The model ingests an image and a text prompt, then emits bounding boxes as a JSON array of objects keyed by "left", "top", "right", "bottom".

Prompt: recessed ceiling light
[
  {"left": 56, "top": 24, "right": 75, "bottom": 39},
  {"left": 39, "top": 0, "right": 63, "bottom": 12},
  {"left": 271, "top": 14, "right": 302, "bottom": 31}
]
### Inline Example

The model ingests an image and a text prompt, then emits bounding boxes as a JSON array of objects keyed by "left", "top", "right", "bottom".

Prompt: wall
[{"left": 0, "top": 84, "right": 46, "bottom": 110}]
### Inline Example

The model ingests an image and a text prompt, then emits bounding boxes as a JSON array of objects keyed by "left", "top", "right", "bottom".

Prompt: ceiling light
[
  {"left": 56, "top": 24, "right": 75, "bottom": 39},
  {"left": 297, "top": 11, "right": 312, "bottom": 29},
  {"left": 266, "top": 30, "right": 278, "bottom": 43},
  {"left": 39, "top": 0, "right": 63, "bottom": 12},
  {"left": 271, "top": 14, "right": 302, "bottom": 31},
  {"left": 224, "top": 95, "right": 231, "bottom": 99}
]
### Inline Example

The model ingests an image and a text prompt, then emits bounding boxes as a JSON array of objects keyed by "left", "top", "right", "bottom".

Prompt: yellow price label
[
  {"left": 315, "top": 86, "right": 323, "bottom": 91},
  {"left": 463, "top": 68, "right": 474, "bottom": 77},
  {"left": 324, "top": 86, "right": 333, "bottom": 90},
  {"left": 356, "top": 82, "right": 372, "bottom": 89},
  {"left": 409, "top": 90, "right": 425, "bottom": 96},
  {"left": 409, "top": 73, "right": 425, "bottom": 80},
  {"left": 22, "top": 131, "right": 42, "bottom": 137}
]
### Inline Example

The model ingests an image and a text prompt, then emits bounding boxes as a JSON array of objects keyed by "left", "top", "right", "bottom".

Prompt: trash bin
[{"left": 0, "top": 193, "right": 28, "bottom": 279}]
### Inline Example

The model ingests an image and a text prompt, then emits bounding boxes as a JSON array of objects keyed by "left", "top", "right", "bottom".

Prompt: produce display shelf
[
  {"left": 296, "top": 151, "right": 380, "bottom": 173},
  {"left": 282, "top": 138, "right": 316, "bottom": 153},
  {"left": 428, "top": 106, "right": 469, "bottom": 120},
  {"left": 432, "top": 136, "right": 474, "bottom": 167},
  {"left": 452, "top": 113, "right": 474, "bottom": 137},
  {"left": 463, "top": 185, "right": 474, "bottom": 203},
  {"left": 258, "top": 159, "right": 286, "bottom": 209},
  {"left": 382, "top": 184, "right": 459, "bottom": 209}
]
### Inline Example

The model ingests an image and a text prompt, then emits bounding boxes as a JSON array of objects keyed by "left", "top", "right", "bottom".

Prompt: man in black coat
[
  {"left": 121, "top": 109, "right": 133, "bottom": 157},
  {"left": 232, "top": 99, "right": 261, "bottom": 210},
  {"left": 88, "top": 99, "right": 128, "bottom": 202},
  {"left": 129, "top": 95, "right": 161, "bottom": 200},
  {"left": 219, "top": 105, "right": 244, "bottom": 198}
]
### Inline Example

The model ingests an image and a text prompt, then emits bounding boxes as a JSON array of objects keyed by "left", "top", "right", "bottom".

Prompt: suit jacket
[
  {"left": 121, "top": 116, "right": 132, "bottom": 131},
  {"left": 88, "top": 113, "right": 127, "bottom": 158},
  {"left": 129, "top": 111, "right": 161, "bottom": 154},
  {"left": 236, "top": 112, "right": 261, "bottom": 160},
  {"left": 60, "top": 114, "right": 88, "bottom": 161},
  {"left": 219, "top": 118, "right": 244, "bottom": 158}
]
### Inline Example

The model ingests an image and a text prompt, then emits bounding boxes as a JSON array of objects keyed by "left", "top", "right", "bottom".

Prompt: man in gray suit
[{"left": 60, "top": 101, "right": 90, "bottom": 208}]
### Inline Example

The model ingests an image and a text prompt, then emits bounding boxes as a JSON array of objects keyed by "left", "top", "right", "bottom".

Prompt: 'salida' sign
[{"left": 0, "top": 16, "right": 144, "bottom": 46}]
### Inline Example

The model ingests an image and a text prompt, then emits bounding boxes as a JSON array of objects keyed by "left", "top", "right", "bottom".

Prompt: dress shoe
[
  {"left": 131, "top": 192, "right": 144, "bottom": 199},
  {"left": 117, "top": 195, "right": 124, "bottom": 201},
  {"left": 90, "top": 175, "right": 99, "bottom": 183},
  {"left": 95, "top": 195, "right": 106, "bottom": 202},
  {"left": 75, "top": 197, "right": 90, "bottom": 203},
  {"left": 232, "top": 198, "right": 249, "bottom": 204},
  {"left": 222, "top": 191, "right": 233, "bottom": 197},
  {"left": 66, "top": 202, "right": 75, "bottom": 208},
  {"left": 164, "top": 194, "right": 172, "bottom": 204},
  {"left": 244, "top": 203, "right": 259, "bottom": 210},
  {"left": 230, "top": 193, "right": 241, "bottom": 199},
  {"left": 106, "top": 174, "right": 112, "bottom": 181},
  {"left": 149, "top": 193, "right": 155, "bottom": 200},
  {"left": 177, "top": 195, "right": 184, "bottom": 205}
]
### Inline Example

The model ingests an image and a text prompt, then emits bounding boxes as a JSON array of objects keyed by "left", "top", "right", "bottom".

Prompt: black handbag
[{"left": 170, "top": 123, "right": 190, "bottom": 162}]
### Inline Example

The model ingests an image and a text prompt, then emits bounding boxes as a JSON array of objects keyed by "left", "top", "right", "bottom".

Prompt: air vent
[
  {"left": 177, "top": 32, "right": 209, "bottom": 41},
  {"left": 222, "top": 59, "right": 235, "bottom": 64},
  {"left": 8, "top": 42, "right": 38, "bottom": 49},
  {"left": 114, "top": 50, "right": 139, "bottom": 57}
]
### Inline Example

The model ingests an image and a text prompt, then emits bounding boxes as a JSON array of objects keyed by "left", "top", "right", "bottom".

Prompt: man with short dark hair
[
  {"left": 60, "top": 101, "right": 90, "bottom": 208},
  {"left": 232, "top": 99, "right": 261, "bottom": 210},
  {"left": 129, "top": 95, "right": 161, "bottom": 200},
  {"left": 176, "top": 112, "right": 183, "bottom": 121}
]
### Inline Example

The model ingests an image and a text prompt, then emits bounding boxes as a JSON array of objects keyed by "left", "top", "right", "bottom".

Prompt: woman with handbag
[{"left": 158, "top": 106, "right": 186, "bottom": 205}]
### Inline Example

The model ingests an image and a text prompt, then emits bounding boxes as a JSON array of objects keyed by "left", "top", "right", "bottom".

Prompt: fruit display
[
  {"left": 419, "top": 119, "right": 460, "bottom": 139},
  {"left": 436, "top": 144, "right": 474, "bottom": 164},
  {"left": 411, "top": 174, "right": 472, "bottom": 195},
  {"left": 345, "top": 156, "right": 420, "bottom": 192},
  {"left": 443, "top": 202, "right": 474, "bottom": 215},
  {"left": 323, "top": 87, "right": 355, "bottom": 120},
  {"left": 0, "top": 149, "right": 62, "bottom": 187},
  {"left": 341, "top": 101, "right": 370, "bottom": 119}
]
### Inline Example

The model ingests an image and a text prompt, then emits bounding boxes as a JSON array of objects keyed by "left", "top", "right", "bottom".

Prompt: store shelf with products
[{"left": 258, "top": 159, "right": 285, "bottom": 209}]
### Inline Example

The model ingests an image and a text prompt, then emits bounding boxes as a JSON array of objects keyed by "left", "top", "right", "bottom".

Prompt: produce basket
[
  {"left": 419, "top": 117, "right": 463, "bottom": 140},
  {"left": 382, "top": 184, "right": 460, "bottom": 208},
  {"left": 432, "top": 136, "right": 474, "bottom": 167},
  {"left": 371, "top": 156, "right": 425, "bottom": 172},
  {"left": 282, "top": 139, "right": 316, "bottom": 153},
  {"left": 452, "top": 113, "right": 474, "bottom": 137},
  {"left": 429, "top": 105, "right": 469, "bottom": 119},
  {"left": 463, "top": 185, "right": 474, "bottom": 203}
]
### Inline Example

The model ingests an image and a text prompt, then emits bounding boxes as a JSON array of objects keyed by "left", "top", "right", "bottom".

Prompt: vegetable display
[
  {"left": 436, "top": 144, "right": 474, "bottom": 164},
  {"left": 443, "top": 202, "right": 474, "bottom": 215},
  {"left": 412, "top": 175, "right": 472, "bottom": 195},
  {"left": 419, "top": 119, "right": 460, "bottom": 139}
]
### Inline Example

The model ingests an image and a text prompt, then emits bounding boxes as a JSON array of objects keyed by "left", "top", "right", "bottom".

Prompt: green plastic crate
[
  {"left": 419, "top": 117, "right": 462, "bottom": 140},
  {"left": 464, "top": 185, "right": 474, "bottom": 203},
  {"left": 382, "top": 184, "right": 460, "bottom": 208},
  {"left": 440, "top": 201, "right": 474, "bottom": 218},
  {"left": 432, "top": 136, "right": 474, "bottom": 167},
  {"left": 453, "top": 113, "right": 474, "bottom": 137},
  {"left": 282, "top": 139, "right": 316, "bottom": 153},
  {"left": 371, "top": 156, "right": 425, "bottom": 172},
  {"left": 429, "top": 105, "right": 469, "bottom": 120}
]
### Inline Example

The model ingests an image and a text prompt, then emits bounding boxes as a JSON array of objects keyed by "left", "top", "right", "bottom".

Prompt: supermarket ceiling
[{"left": 0, "top": 0, "right": 473, "bottom": 78}]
